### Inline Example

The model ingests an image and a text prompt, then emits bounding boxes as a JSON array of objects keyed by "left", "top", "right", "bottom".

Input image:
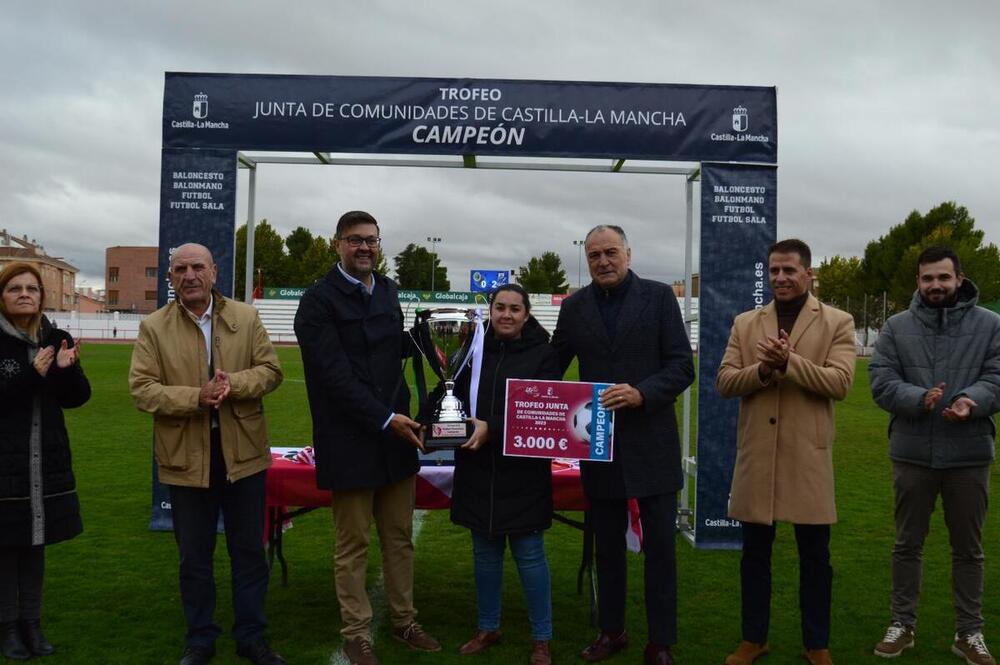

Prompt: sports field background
[{"left": 38, "top": 344, "right": 1000, "bottom": 663}]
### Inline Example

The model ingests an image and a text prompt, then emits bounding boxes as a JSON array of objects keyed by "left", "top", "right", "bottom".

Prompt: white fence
[
  {"left": 47, "top": 311, "right": 143, "bottom": 341},
  {"left": 46, "top": 296, "right": 704, "bottom": 349},
  {"left": 252, "top": 297, "right": 701, "bottom": 347}
]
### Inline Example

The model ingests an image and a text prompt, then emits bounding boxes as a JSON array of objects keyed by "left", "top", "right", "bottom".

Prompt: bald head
[
  {"left": 173, "top": 243, "right": 215, "bottom": 266},
  {"left": 170, "top": 243, "right": 217, "bottom": 316}
]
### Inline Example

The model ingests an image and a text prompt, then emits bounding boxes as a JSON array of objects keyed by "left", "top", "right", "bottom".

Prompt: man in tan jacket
[
  {"left": 716, "top": 239, "right": 855, "bottom": 665},
  {"left": 129, "top": 243, "right": 284, "bottom": 665}
]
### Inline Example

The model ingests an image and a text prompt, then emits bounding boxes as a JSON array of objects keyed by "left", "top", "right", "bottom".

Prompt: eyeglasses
[{"left": 339, "top": 235, "right": 382, "bottom": 248}]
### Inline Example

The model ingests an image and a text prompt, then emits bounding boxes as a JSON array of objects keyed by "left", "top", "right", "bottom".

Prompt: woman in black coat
[
  {"left": 0, "top": 263, "right": 90, "bottom": 660},
  {"left": 445, "top": 285, "right": 561, "bottom": 665}
]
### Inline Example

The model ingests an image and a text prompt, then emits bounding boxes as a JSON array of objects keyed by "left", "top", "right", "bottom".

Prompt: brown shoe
[
  {"left": 580, "top": 630, "right": 628, "bottom": 662},
  {"left": 392, "top": 621, "right": 442, "bottom": 652},
  {"left": 873, "top": 622, "right": 914, "bottom": 658},
  {"left": 458, "top": 630, "right": 502, "bottom": 655},
  {"left": 342, "top": 638, "right": 379, "bottom": 665},
  {"left": 530, "top": 640, "right": 551, "bottom": 665},
  {"left": 952, "top": 631, "right": 996, "bottom": 665},
  {"left": 802, "top": 648, "right": 834, "bottom": 665},
  {"left": 643, "top": 643, "right": 676, "bottom": 665},
  {"left": 726, "top": 640, "right": 770, "bottom": 665}
]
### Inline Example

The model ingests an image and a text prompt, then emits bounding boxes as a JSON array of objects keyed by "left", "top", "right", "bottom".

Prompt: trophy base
[{"left": 425, "top": 420, "right": 474, "bottom": 450}]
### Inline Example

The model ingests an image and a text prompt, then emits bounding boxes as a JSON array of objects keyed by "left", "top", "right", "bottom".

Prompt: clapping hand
[
  {"left": 923, "top": 382, "right": 946, "bottom": 411},
  {"left": 56, "top": 339, "right": 81, "bottom": 368},
  {"left": 199, "top": 369, "right": 231, "bottom": 409},
  {"left": 32, "top": 346, "right": 55, "bottom": 377},
  {"left": 942, "top": 396, "right": 977, "bottom": 422},
  {"left": 755, "top": 329, "right": 792, "bottom": 370}
]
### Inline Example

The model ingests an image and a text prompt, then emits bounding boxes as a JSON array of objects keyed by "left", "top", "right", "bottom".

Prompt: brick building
[
  {"left": 106, "top": 246, "right": 159, "bottom": 313},
  {"left": 75, "top": 287, "right": 105, "bottom": 313},
  {"left": 0, "top": 230, "right": 78, "bottom": 311},
  {"left": 672, "top": 273, "right": 700, "bottom": 298}
]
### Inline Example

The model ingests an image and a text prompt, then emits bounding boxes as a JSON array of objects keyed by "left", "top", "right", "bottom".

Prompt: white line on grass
[{"left": 329, "top": 509, "right": 428, "bottom": 665}]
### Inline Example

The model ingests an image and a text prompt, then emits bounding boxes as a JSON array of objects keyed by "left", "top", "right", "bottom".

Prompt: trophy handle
[{"left": 407, "top": 327, "right": 435, "bottom": 367}]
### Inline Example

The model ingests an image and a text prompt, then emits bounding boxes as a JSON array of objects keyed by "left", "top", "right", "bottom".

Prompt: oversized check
[{"left": 503, "top": 379, "right": 614, "bottom": 462}]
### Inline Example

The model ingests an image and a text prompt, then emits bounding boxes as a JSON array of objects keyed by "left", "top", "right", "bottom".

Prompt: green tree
[
  {"left": 285, "top": 226, "right": 313, "bottom": 262},
  {"left": 234, "top": 219, "right": 288, "bottom": 299},
  {"left": 816, "top": 255, "right": 863, "bottom": 310},
  {"left": 373, "top": 246, "right": 390, "bottom": 277},
  {"left": 815, "top": 255, "right": 890, "bottom": 331},
  {"left": 393, "top": 243, "right": 449, "bottom": 290},
  {"left": 517, "top": 251, "right": 569, "bottom": 294},
  {"left": 297, "top": 236, "right": 338, "bottom": 286},
  {"left": 861, "top": 202, "right": 1000, "bottom": 308},
  {"left": 281, "top": 226, "right": 314, "bottom": 286}
]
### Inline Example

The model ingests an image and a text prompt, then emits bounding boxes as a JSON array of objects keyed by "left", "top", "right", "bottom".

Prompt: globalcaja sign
[
  {"left": 397, "top": 290, "right": 485, "bottom": 304},
  {"left": 259, "top": 287, "right": 563, "bottom": 306},
  {"left": 262, "top": 287, "right": 306, "bottom": 299},
  {"left": 163, "top": 73, "right": 776, "bottom": 163}
]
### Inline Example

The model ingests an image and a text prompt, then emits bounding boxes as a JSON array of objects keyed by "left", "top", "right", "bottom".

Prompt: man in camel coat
[{"left": 716, "top": 239, "right": 856, "bottom": 665}]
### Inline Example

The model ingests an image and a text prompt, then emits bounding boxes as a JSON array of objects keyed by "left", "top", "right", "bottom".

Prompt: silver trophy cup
[{"left": 411, "top": 308, "right": 478, "bottom": 449}]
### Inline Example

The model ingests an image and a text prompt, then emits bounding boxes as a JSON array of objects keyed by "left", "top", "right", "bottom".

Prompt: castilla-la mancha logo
[
  {"left": 732, "top": 105, "right": 748, "bottom": 132},
  {"left": 192, "top": 93, "right": 208, "bottom": 119}
]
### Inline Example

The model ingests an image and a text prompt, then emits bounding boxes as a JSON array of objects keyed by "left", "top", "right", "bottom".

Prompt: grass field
[{"left": 35, "top": 344, "right": 1000, "bottom": 664}]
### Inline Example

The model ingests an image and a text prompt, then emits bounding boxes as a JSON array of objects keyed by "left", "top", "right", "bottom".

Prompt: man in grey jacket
[{"left": 869, "top": 246, "right": 1000, "bottom": 664}]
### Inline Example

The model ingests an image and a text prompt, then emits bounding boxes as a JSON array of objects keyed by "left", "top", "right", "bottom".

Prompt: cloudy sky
[{"left": 2, "top": 0, "right": 997, "bottom": 291}]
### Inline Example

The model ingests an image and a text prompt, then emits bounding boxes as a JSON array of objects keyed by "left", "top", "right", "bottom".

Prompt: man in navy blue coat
[
  {"left": 552, "top": 225, "right": 694, "bottom": 665},
  {"left": 294, "top": 211, "right": 440, "bottom": 665}
]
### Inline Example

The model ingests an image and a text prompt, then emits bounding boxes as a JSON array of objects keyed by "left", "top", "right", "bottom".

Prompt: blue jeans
[{"left": 471, "top": 530, "right": 552, "bottom": 640}]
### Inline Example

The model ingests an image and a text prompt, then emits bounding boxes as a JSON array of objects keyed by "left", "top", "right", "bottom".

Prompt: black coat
[
  {"left": 439, "top": 318, "right": 561, "bottom": 535},
  {"left": 0, "top": 316, "right": 90, "bottom": 547},
  {"left": 294, "top": 268, "right": 418, "bottom": 491},
  {"left": 551, "top": 272, "right": 694, "bottom": 499}
]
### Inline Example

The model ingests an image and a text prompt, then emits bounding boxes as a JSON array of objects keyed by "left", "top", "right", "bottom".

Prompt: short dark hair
[
  {"left": 489, "top": 284, "right": 531, "bottom": 312},
  {"left": 916, "top": 245, "right": 961, "bottom": 274},
  {"left": 335, "top": 210, "right": 379, "bottom": 238},
  {"left": 768, "top": 238, "right": 812, "bottom": 268}
]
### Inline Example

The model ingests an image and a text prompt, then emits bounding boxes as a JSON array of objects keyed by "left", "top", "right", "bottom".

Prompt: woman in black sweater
[
  {"left": 0, "top": 263, "right": 90, "bottom": 660},
  {"left": 446, "top": 285, "right": 560, "bottom": 665}
]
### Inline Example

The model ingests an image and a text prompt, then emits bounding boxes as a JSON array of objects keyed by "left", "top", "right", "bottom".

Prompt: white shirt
[
  {"left": 337, "top": 262, "right": 375, "bottom": 295},
  {"left": 182, "top": 295, "right": 213, "bottom": 372},
  {"left": 182, "top": 295, "right": 218, "bottom": 427}
]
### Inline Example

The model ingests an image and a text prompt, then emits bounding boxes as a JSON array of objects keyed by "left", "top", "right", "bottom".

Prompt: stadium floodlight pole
[
  {"left": 572, "top": 239, "right": 585, "bottom": 287},
  {"left": 427, "top": 236, "right": 442, "bottom": 292}
]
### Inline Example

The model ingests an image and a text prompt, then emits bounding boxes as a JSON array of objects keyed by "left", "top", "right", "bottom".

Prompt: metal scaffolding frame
[{"left": 236, "top": 150, "right": 703, "bottom": 543}]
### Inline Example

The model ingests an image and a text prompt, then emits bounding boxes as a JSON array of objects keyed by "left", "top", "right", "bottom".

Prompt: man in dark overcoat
[
  {"left": 294, "top": 210, "right": 440, "bottom": 665},
  {"left": 552, "top": 225, "right": 694, "bottom": 665}
]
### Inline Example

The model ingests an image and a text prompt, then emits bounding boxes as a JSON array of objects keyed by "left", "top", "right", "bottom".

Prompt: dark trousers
[
  {"left": 891, "top": 462, "right": 989, "bottom": 634},
  {"left": 591, "top": 492, "right": 677, "bottom": 646},
  {"left": 168, "top": 432, "right": 269, "bottom": 649},
  {"left": 0, "top": 546, "right": 44, "bottom": 623},
  {"left": 740, "top": 521, "right": 831, "bottom": 650}
]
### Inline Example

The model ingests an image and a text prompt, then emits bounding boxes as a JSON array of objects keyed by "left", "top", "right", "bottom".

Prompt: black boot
[
  {"left": 1, "top": 621, "right": 31, "bottom": 660},
  {"left": 20, "top": 618, "right": 54, "bottom": 656}
]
